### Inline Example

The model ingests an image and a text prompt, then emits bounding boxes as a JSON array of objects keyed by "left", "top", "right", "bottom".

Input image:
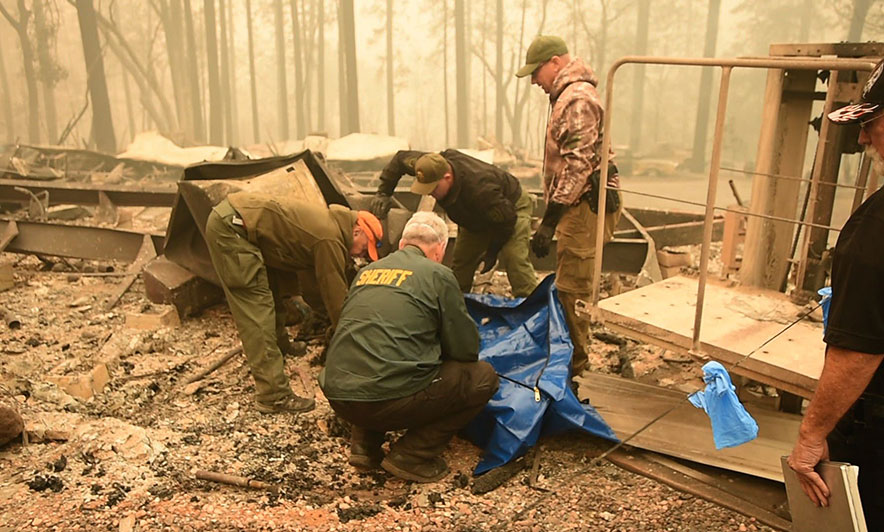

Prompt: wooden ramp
[
  {"left": 577, "top": 372, "right": 801, "bottom": 482},
  {"left": 596, "top": 276, "right": 825, "bottom": 398}
]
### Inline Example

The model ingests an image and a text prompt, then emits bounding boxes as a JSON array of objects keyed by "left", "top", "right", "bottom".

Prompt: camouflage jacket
[{"left": 544, "top": 58, "right": 615, "bottom": 206}]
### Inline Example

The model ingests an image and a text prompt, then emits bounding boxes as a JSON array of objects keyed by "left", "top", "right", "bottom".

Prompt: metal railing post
[{"left": 692, "top": 66, "right": 732, "bottom": 351}]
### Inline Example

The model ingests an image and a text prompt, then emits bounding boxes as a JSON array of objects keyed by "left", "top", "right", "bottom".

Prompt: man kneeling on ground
[{"left": 319, "top": 212, "right": 500, "bottom": 483}]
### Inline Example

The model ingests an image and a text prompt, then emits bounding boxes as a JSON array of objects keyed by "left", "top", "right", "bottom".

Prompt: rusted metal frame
[
  {"left": 719, "top": 166, "right": 868, "bottom": 191},
  {"left": 0, "top": 219, "right": 164, "bottom": 262},
  {"left": 593, "top": 55, "right": 877, "bottom": 352},
  {"left": 0, "top": 178, "right": 177, "bottom": 207},
  {"left": 616, "top": 187, "right": 845, "bottom": 232},
  {"left": 794, "top": 69, "right": 840, "bottom": 292},
  {"left": 691, "top": 66, "right": 732, "bottom": 350}
]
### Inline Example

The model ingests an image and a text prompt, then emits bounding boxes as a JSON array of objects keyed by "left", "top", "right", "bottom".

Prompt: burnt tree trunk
[
  {"left": 686, "top": 0, "right": 720, "bottom": 172},
  {"left": 205, "top": 0, "right": 223, "bottom": 145},
  {"left": 339, "top": 0, "right": 359, "bottom": 135},
  {"left": 495, "top": 0, "right": 502, "bottom": 142},
  {"left": 183, "top": 0, "right": 205, "bottom": 142},
  {"left": 443, "top": 0, "right": 450, "bottom": 146},
  {"left": 158, "top": 0, "right": 193, "bottom": 139},
  {"left": 0, "top": 32, "right": 17, "bottom": 141},
  {"left": 33, "top": 0, "right": 58, "bottom": 143},
  {"left": 290, "top": 0, "right": 306, "bottom": 139},
  {"left": 224, "top": 0, "right": 238, "bottom": 144},
  {"left": 76, "top": 0, "right": 116, "bottom": 152},
  {"left": 0, "top": 0, "right": 40, "bottom": 143},
  {"left": 316, "top": 0, "right": 325, "bottom": 133},
  {"left": 274, "top": 0, "right": 289, "bottom": 140},
  {"left": 386, "top": 0, "right": 395, "bottom": 136},
  {"left": 246, "top": 0, "right": 259, "bottom": 142},
  {"left": 218, "top": 0, "right": 234, "bottom": 144},
  {"left": 455, "top": 0, "right": 468, "bottom": 148},
  {"left": 628, "top": 0, "right": 650, "bottom": 154},
  {"left": 847, "top": 0, "right": 872, "bottom": 41}
]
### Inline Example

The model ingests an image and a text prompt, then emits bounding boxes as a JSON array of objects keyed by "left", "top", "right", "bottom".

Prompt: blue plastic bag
[
  {"left": 688, "top": 361, "right": 758, "bottom": 450},
  {"left": 818, "top": 286, "right": 832, "bottom": 333},
  {"left": 462, "top": 275, "right": 618, "bottom": 475}
]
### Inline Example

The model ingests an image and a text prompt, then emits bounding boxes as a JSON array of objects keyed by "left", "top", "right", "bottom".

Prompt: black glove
[
  {"left": 531, "top": 201, "right": 568, "bottom": 258},
  {"left": 531, "top": 224, "right": 555, "bottom": 258},
  {"left": 479, "top": 246, "right": 500, "bottom": 274},
  {"left": 369, "top": 193, "right": 393, "bottom": 219}
]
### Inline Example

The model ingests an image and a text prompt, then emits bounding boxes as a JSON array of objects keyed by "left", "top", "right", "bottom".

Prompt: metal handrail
[
  {"left": 719, "top": 166, "right": 869, "bottom": 191},
  {"left": 591, "top": 55, "right": 878, "bottom": 352},
  {"left": 615, "top": 187, "right": 846, "bottom": 232}
]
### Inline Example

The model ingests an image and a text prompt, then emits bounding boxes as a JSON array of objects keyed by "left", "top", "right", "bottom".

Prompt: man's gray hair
[{"left": 400, "top": 211, "right": 449, "bottom": 248}]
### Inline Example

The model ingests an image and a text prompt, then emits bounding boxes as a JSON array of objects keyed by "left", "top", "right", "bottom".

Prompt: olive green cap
[
  {"left": 411, "top": 153, "right": 449, "bottom": 195},
  {"left": 515, "top": 35, "right": 568, "bottom": 78}
]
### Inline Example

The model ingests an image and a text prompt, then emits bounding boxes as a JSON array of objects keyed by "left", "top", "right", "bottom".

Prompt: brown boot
[
  {"left": 256, "top": 395, "right": 315, "bottom": 414},
  {"left": 349, "top": 427, "right": 385, "bottom": 470},
  {"left": 381, "top": 451, "right": 450, "bottom": 483}
]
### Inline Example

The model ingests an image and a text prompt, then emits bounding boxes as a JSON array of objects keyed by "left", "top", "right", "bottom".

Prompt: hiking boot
[
  {"left": 277, "top": 336, "right": 307, "bottom": 357},
  {"left": 381, "top": 451, "right": 450, "bottom": 483},
  {"left": 256, "top": 395, "right": 315, "bottom": 414},
  {"left": 349, "top": 441, "right": 385, "bottom": 470}
]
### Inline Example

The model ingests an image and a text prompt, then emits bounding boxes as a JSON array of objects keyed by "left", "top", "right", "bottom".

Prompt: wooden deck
[{"left": 596, "top": 276, "right": 825, "bottom": 398}]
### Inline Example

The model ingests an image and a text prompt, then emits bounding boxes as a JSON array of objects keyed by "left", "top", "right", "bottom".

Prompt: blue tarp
[{"left": 462, "top": 275, "right": 618, "bottom": 475}]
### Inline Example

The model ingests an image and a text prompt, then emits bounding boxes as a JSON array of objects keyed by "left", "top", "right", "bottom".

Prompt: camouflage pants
[
  {"left": 451, "top": 190, "right": 538, "bottom": 297},
  {"left": 555, "top": 197, "right": 621, "bottom": 374},
  {"left": 205, "top": 199, "right": 294, "bottom": 404}
]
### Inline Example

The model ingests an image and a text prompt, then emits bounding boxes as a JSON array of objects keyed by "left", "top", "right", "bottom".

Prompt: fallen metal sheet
[
  {"left": 0, "top": 219, "right": 164, "bottom": 262},
  {"left": 0, "top": 179, "right": 177, "bottom": 207},
  {"left": 606, "top": 447, "right": 790, "bottom": 531},
  {"left": 164, "top": 150, "right": 355, "bottom": 284},
  {"left": 0, "top": 143, "right": 183, "bottom": 181}
]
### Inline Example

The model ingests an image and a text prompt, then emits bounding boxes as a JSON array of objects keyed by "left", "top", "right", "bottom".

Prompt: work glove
[
  {"left": 531, "top": 201, "right": 568, "bottom": 258},
  {"left": 479, "top": 246, "right": 500, "bottom": 274},
  {"left": 369, "top": 193, "right": 393, "bottom": 219},
  {"left": 531, "top": 224, "right": 556, "bottom": 258}
]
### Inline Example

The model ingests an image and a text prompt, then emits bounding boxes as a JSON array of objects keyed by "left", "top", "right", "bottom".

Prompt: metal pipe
[
  {"left": 719, "top": 166, "right": 868, "bottom": 191},
  {"left": 615, "top": 188, "right": 845, "bottom": 232},
  {"left": 692, "top": 67, "right": 732, "bottom": 351},
  {"left": 0, "top": 305, "right": 21, "bottom": 329},
  {"left": 795, "top": 69, "right": 839, "bottom": 292}
]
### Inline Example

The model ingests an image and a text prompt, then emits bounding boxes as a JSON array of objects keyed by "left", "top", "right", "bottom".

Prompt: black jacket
[{"left": 377, "top": 149, "right": 522, "bottom": 252}]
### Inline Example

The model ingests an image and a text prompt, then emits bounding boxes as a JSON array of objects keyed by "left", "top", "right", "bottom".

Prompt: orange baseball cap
[{"left": 356, "top": 211, "right": 384, "bottom": 261}]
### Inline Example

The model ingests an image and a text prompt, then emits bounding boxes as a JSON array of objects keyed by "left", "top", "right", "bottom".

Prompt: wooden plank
[
  {"left": 606, "top": 448, "right": 791, "bottom": 531},
  {"left": 577, "top": 372, "right": 801, "bottom": 482},
  {"left": 597, "top": 276, "right": 825, "bottom": 397}
]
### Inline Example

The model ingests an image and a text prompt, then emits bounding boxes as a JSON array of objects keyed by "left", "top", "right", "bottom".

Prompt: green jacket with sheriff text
[{"left": 318, "top": 245, "right": 480, "bottom": 401}]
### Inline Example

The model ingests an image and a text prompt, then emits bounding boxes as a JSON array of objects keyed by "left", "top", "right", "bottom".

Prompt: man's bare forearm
[{"left": 799, "top": 345, "right": 883, "bottom": 440}]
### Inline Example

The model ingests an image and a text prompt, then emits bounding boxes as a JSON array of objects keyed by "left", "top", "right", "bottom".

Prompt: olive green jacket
[
  {"left": 227, "top": 191, "right": 355, "bottom": 326},
  {"left": 318, "top": 245, "right": 480, "bottom": 401}
]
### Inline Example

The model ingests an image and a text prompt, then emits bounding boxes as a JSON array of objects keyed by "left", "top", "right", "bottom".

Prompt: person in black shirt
[
  {"left": 369, "top": 150, "right": 538, "bottom": 297},
  {"left": 788, "top": 59, "right": 884, "bottom": 528}
]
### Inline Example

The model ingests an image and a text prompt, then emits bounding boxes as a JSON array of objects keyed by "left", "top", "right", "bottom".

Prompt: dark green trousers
[
  {"left": 330, "top": 360, "right": 499, "bottom": 461},
  {"left": 205, "top": 199, "right": 294, "bottom": 404},
  {"left": 451, "top": 190, "right": 537, "bottom": 297}
]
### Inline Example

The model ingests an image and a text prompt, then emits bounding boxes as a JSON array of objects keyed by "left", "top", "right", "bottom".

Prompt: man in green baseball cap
[
  {"left": 518, "top": 35, "right": 623, "bottom": 377},
  {"left": 369, "top": 149, "right": 538, "bottom": 298}
]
